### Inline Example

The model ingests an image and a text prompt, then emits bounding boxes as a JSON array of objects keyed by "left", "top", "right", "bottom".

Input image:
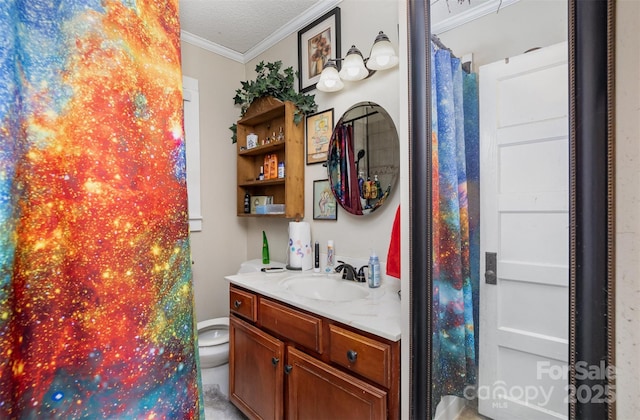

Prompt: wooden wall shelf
[
  {"left": 239, "top": 141, "right": 285, "bottom": 157},
  {"left": 236, "top": 97, "right": 304, "bottom": 218}
]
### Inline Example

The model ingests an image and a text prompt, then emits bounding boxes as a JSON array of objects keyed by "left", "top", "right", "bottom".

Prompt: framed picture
[
  {"left": 305, "top": 108, "right": 334, "bottom": 165},
  {"left": 313, "top": 179, "right": 337, "bottom": 221},
  {"left": 297, "top": 7, "right": 341, "bottom": 93}
]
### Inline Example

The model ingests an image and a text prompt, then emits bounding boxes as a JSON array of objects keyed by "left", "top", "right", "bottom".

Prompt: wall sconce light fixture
[{"left": 316, "top": 31, "right": 399, "bottom": 93}]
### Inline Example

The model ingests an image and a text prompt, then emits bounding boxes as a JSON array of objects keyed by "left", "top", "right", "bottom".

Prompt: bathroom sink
[{"left": 282, "top": 275, "right": 369, "bottom": 302}]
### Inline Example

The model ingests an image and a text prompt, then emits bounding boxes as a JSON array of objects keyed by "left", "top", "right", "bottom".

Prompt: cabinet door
[
  {"left": 230, "top": 316, "right": 284, "bottom": 420},
  {"left": 286, "top": 346, "right": 387, "bottom": 420}
]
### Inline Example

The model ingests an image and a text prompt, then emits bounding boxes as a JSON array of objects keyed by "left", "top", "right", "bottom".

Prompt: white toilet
[
  {"left": 198, "top": 317, "right": 230, "bottom": 367},
  {"left": 197, "top": 317, "right": 230, "bottom": 395}
]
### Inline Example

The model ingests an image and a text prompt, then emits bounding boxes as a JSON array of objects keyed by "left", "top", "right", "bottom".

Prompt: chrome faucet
[{"left": 335, "top": 261, "right": 366, "bottom": 282}]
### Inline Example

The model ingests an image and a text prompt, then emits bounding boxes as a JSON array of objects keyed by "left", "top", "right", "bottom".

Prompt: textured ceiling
[
  {"left": 178, "top": 0, "right": 517, "bottom": 62},
  {"left": 179, "top": 0, "right": 327, "bottom": 58}
]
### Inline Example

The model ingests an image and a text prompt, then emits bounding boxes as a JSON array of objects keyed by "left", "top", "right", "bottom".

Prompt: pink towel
[{"left": 386, "top": 205, "right": 400, "bottom": 278}]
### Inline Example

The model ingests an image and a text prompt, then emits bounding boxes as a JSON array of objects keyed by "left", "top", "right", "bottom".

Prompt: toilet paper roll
[{"left": 287, "top": 222, "right": 312, "bottom": 271}]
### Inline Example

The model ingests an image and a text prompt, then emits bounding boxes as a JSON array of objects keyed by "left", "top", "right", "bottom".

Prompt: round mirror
[{"left": 327, "top": 102, "right": 399, "bottom": 215}]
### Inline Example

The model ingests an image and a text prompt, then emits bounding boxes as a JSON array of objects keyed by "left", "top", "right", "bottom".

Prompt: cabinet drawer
[
  {"left": 329, "top": 324, "right": 391, "bottom": 388},
  {"left": 259, "top": 298, "right": 323, "bottom": 353},
  {"left": 229, "top": 287, "right": 257, "bottom": 322}
]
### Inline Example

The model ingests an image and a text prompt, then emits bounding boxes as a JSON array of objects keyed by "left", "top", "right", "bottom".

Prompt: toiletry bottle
[
  {"left": 277, "top": 126, "right": 285, "bottom": 142},
  {"left": 325, "top": 240, "right": 335, "bottom": 273},
  {"left": 270, "top": 154, "right": 278, "bottom": 179},
  {"left": 368, "top": 250, "right": 381, "bottom": 288},
  {"left": 278, "top": 161, "right": 285, "bottom": 178},
  {"left": 262, "top": 231, "right": 270, "bottom": 264},
  {"left": 358, "top": 171, "right": 365, "bottom": 198},
  {"left": 374, "top": 174, "right": 382, "bottom": 198},
  {"left": 264, "top": 155, "right": 271, "bottom": 180},
  {"left": 314, "top": 241, "right": 320, "bottom": 272},
  {"left": 259, "top": 165, "right": 264, "bottom": 181},
  {"left": 364, "top": 177, "right": 373, "bottom": 199},
  {"left": 370, "top": 177, "right": 378, "bottom": 200},
  {"left": 244, "top": 193, "right": 250, "bottom": 214}
]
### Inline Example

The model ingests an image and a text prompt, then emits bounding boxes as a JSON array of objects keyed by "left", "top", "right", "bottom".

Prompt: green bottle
[{"left": 262, "top": 231, "right": 270, "bottom": 264}]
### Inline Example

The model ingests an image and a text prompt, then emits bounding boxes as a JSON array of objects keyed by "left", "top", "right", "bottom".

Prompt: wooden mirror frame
[{"left": 407, "top": 0, "right": 615, "bottom": 418}]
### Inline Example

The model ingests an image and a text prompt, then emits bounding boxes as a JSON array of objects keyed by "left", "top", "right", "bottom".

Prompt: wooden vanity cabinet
[{"left": 228, "top": 285, "right": 400, "bottom": 420}]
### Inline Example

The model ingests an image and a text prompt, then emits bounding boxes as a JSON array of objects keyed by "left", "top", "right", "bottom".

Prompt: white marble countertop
[{"left": 225, "top": 270, "right": 402, "bottom": 342}]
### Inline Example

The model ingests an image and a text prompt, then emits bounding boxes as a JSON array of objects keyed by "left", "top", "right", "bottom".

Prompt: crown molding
[
  {"left": 181, "top": 0, "right": 342, "bottom": 64},
  {"left": 431, "top": 0, "right": 521, "bottom": 34},
  {"left": 180, "top": 30, "right": 245, "bottom": 63},
  {"left": 243, "top": 0, "right": 342, "bottom": 63}
]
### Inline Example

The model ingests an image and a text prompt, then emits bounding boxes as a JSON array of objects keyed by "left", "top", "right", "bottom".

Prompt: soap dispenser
[{"left": 368, "top": 249, "right": 381, "bottom": 288}]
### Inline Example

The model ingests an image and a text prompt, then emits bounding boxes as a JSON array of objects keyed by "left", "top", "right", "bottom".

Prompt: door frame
[{"left": 407, "top": 0, "right": 616, "bottom": 419}]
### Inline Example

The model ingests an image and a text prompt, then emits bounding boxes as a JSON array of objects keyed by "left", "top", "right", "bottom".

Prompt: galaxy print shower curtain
[
  {"left": 431, "top": 43, "right": 480, "bottom": 409},
  {"left": 0, "top": 1, "right": 202, "bottom": 418}
]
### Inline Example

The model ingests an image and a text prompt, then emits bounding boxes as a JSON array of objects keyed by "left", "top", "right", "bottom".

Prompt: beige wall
[
  {"left": 615, "top": 0, "right": 640, "bottom": 417},
  {"left": 180, "top": 42, "right": 248, "bottom": 322},
  {"left": 180, "top": 0, "right": 402, "bottom": 322},
  {"left": 243, "top": 0, "right": 402, "bottom": 266}
]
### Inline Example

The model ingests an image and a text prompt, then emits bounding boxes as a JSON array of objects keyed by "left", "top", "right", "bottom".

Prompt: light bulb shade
[
  {"left": 339, "top": 45, "right": 369, "bottom": 81},
  {"left": 316, "top": 61, "right": 344, "bottom": 92},
  {"left": 366, "top": 31, "right": 399, "bottom": 71}
]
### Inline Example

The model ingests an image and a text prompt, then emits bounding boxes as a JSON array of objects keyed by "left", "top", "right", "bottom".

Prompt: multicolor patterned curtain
[
  {"left": 431, "top": 43, "right": 480, "bottom": 410},
  {"left": 0, "top": 1, "right": 202, "bottom": 417}
]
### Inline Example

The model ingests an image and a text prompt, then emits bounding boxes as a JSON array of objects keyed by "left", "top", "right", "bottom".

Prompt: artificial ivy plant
[{"left": 229, "top": 61, "right": 317, "bottom": 143}]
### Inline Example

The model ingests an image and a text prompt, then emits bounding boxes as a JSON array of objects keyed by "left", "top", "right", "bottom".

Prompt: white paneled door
[{"left": 478, "top": 42, "right": 569, "bottom": 420}]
